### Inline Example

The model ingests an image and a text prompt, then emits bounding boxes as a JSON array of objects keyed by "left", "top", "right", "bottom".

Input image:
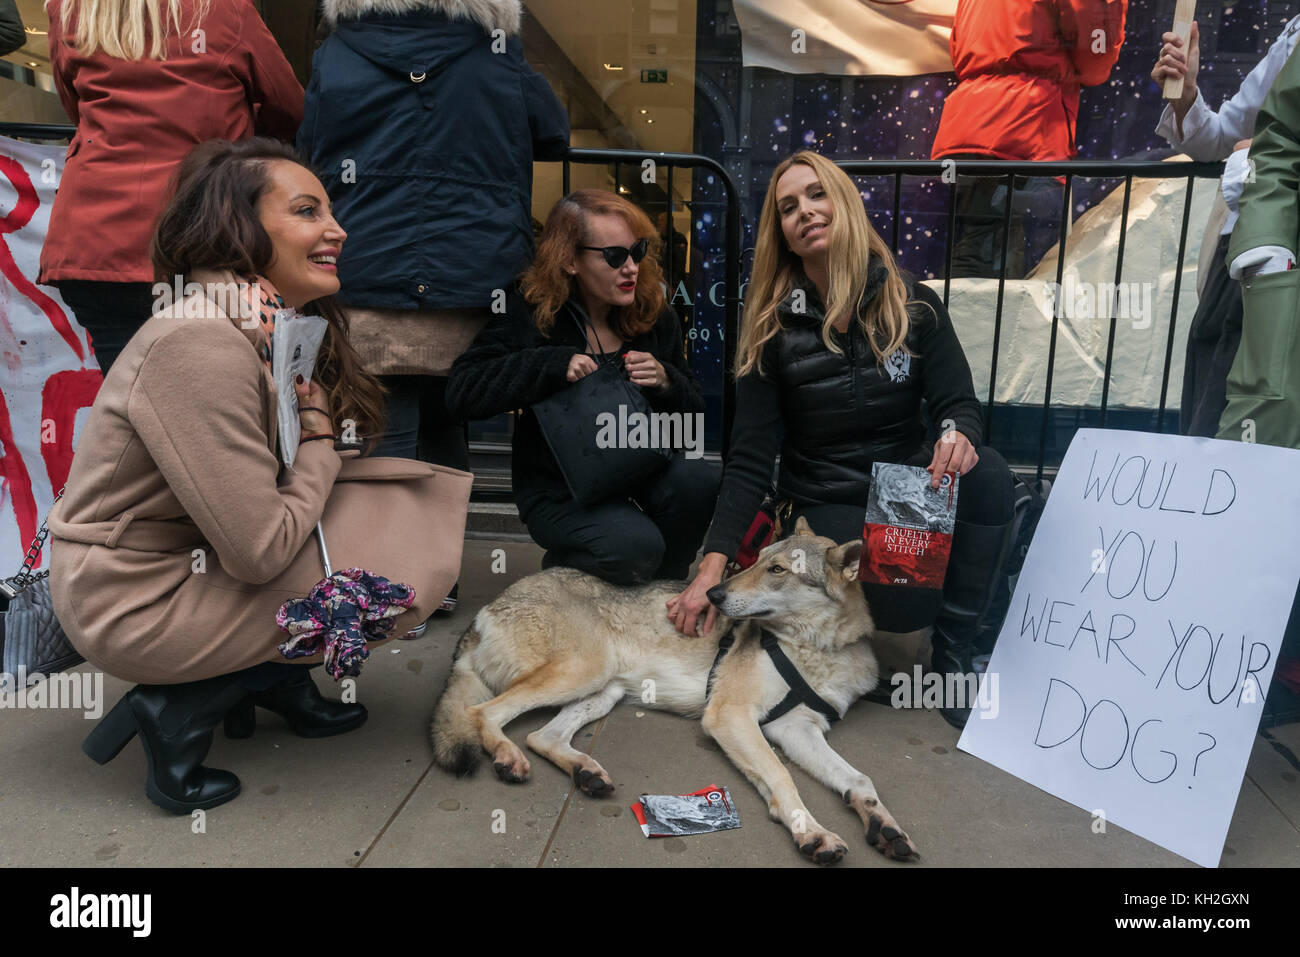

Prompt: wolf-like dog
[{"left": 430, "top": 517, "right": 918, "bottom": 864}]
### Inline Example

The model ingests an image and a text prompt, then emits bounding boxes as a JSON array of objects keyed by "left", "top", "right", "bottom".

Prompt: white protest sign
[{"left": 959, "top": 429, "right": 1300, "bottom": 868}]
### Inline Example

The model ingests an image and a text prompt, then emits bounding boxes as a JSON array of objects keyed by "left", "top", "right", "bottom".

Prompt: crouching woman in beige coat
[{"left": 49, "top": 138, "right": 470, "bottom": 814}]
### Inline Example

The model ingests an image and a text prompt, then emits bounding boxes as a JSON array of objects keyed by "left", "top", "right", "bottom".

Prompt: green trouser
[{"left": 1216, "top": 269, "right": 1300, "bottom": 449}]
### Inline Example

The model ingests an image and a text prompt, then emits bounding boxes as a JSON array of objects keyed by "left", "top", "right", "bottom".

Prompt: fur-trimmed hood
[{"left": 321, "top": 0, "right": 521, "bottom": 36}]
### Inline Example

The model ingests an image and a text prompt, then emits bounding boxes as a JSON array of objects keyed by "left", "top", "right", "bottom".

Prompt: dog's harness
[{"left": 706, "top": 628, "right": 841, "bottom": 726}]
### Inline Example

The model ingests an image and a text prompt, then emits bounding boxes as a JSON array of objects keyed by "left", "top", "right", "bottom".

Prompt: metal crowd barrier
[
  {"left": 0, "top": 122, "right": 1229, "bottom": 481},
  {"left": 836, "top": 158, "right": 1226, "bottom": 481},
  {"left": 559, "top": 148, "right": 743, "bottom": 453}
]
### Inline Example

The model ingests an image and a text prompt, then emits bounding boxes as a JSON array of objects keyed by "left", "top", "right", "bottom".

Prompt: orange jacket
[{"left": 931, "top": 0, "right": 1127, "bottom": 162}]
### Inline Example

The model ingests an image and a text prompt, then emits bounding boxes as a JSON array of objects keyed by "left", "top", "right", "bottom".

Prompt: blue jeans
[{"left": 371, "top": 375, "right": 469, "bottom": 469}]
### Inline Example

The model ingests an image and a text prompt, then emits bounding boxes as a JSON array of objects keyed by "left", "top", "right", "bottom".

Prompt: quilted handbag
[{"left": 0, "top": 489, "right": 83, "bottom": 690}]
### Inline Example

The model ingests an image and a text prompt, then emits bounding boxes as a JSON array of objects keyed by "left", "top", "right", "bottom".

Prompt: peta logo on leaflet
[{"left": 49, "top": 888, "right": 151, "bottom": 937}]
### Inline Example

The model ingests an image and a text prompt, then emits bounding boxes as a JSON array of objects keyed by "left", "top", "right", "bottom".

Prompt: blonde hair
[
  {"left": 50, "top": 0, "right": 212, "bottom": 60},
  {"left": 736, "top": 150, "right": 912, "bottom": 377}
]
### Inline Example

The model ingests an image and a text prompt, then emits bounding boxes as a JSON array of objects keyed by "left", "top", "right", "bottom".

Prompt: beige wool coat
[{"left": 49, "top": 281, "right": 468, "bottom": 684}]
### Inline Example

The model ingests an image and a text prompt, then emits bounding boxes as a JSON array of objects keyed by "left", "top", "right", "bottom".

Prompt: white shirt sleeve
[
  {"left": 1228, "top": 245, "right": 1295, "bottom": 280},
  {"left": 1154, "top": 16, "right": 1300, "bottom": 161},
  {"left": 1219, "top": 145, "right": 1252, "bottom": 233}
]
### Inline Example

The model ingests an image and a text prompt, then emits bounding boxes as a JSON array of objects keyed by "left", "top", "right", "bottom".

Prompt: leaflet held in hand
[
  {"left": 859, "top": 462, "right": 958, "bottom": 588},
  {"left": 271, "top": 312, "right": 329, "bottom": 469}
]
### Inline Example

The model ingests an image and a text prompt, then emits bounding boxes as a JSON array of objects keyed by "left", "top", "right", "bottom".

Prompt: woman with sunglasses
[{"left": 448, "top": 190, "right": 720, "bottom": 585}]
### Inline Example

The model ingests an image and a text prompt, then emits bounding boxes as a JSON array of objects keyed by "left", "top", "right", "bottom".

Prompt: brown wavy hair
[
  {"left": 520, "top": 189, "right": 665, "bottom": 338},
  {"left": 151, "top": 138, "right": 386, "bottom": 450}
]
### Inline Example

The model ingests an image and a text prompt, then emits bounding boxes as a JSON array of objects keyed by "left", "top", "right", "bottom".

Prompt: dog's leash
[{"left": 706, "top": 628, "right": 841, "bottom": 726}]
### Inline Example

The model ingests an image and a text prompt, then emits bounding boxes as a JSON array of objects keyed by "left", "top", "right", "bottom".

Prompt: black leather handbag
[{"left": 531, "top": 302, "right": 672, "bottom": 506}]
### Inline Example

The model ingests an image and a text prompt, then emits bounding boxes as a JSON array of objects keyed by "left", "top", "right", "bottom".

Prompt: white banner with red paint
[
  {"left": 733, "top": 0, "right": 957, "bottom": 76},
  {"left": 0, "top": 135, "right": 102, "bottom": 572}
]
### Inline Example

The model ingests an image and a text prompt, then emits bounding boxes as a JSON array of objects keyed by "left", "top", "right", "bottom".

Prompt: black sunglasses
[{"left": 577, "top": 238, "right": 650, "bottom": 268}]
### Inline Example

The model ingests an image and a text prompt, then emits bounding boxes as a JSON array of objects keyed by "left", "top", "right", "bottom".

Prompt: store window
[{"left": 469, "top": 0, "right": 732, "bottom": 467}]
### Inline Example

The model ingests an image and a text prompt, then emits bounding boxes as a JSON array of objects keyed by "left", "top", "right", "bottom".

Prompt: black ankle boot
[
  {"left": 929, "top": 613, "right": 982, "bottom": 730},
  {"left": 82, "top": 674, "right": 250, "bottom": 814},
  {"left": 929, "top": 518, "right": 1015, "bottom": 730},
  {"left": 223, "top": 666, "right": 366, "bottom": 740}
]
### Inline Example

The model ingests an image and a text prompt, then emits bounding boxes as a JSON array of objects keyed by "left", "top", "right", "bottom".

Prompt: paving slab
[
  {"left": 544, "top": 698, "right": 1177, "bottom": 867},
  {"left": 0, "top": 535, "right": 1295, "bottom": 868},
  {"left": 534, "top": 697, "right": 1300, "bottom": 869},
  {"left": 0, "top": 540, "right": 544, "bottom": 868},
  {"left": 358, "top": 705, "right": 572, "bottom": 868},
  {"left": 1246, "top": 723, "right": 1300, "bottom": 833},
  {"left": 0, "top": 656, "right": 440, "bottom": 867}
]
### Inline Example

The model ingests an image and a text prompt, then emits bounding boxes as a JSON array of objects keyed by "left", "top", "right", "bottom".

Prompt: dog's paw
[
  {"left": 572, "top": 765, "right": 615, "bottom": 797},
  {"left": 795, "top": 830, "right": 848, "bottom": 866},
  {"left": 491, "top": 745, "right": 530, "bottom": 784},
  {"left": 865, "top": 813, "right": 919, "bottom": 862}
]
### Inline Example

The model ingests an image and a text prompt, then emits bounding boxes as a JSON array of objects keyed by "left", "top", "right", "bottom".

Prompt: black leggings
[
  {"left": 785, "top": 446, "right": 1014, "bottom": 632},
  {"left": 525, "top": 455, "right": 722, "bottom": 586},
  {"left": 57, "top": 280, "right": 156, "bottom": 375}
]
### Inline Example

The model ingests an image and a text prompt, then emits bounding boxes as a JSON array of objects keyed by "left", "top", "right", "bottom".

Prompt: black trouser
[
  {"left": 1180, "top": 234, "right": 1243, "bottom": 440},
  {"left": 371, "top": 375, "right": 470, "bottom": 469},
  {"left": 57, "top": 280, "right": 156, "bottom": 375},
  {"left": 947, "top": 163, "right": 1062, "bottom": 280},
  {"left": 524, "top": 455, "right": 722, "bottom": 586},
  {"left": 783, "top": 446, "right": 1015, "bottom": 633}
]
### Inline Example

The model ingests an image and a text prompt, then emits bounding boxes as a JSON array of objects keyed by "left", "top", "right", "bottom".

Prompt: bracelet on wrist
[{"left": 300, "top": 433, "right": 336, "bottom": 443}]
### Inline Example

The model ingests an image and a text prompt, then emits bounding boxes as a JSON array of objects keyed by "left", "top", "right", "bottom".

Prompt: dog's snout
[{"left": 705, "top": 584, "right": 727, "bottom": 606}]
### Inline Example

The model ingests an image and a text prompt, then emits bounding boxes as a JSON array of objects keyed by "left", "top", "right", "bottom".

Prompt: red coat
[
  {"left": 38, "top": 0, "right": 303, "bottom": 285},
  {"left": 931, "top": 0, "right": 1127, "bottom": 162}
]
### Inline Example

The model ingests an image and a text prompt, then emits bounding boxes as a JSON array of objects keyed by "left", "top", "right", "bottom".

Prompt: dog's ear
[
  {"left": 826, "top": 539, "right": 863, "bottom": 585},
  {"left": 794, "top": 515, "right": 814, "bottom": 536}
]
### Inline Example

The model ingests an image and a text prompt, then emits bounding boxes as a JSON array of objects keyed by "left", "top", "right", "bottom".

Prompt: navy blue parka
[{"left": 299, "top": 0, "right": 570, "bottom": 311}]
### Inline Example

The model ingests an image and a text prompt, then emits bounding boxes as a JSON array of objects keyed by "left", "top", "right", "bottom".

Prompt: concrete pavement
[{"left": 1, "top": 539, "right": 1297, "bottom": 868}]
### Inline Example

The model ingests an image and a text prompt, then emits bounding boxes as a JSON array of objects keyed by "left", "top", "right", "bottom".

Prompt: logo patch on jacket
[{"left": 883, "top": 348, "right": 911, "bottom": 383}]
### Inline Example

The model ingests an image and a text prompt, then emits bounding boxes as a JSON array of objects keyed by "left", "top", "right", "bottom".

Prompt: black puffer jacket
[
  {"left": 446, "top": 288, "right": 705, "bottom": 517},
  {"left": 703, "top": 261, "right": 982, "bottom": 558}
]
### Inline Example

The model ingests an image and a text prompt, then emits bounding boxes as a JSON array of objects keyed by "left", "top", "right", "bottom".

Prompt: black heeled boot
[
  {"left": 929, "top": 518, "right": 1015, "bottom": 730},
  {"left": 222, "top": 665, "right": 366, "bottom": 740},
  {"left": 82, "top": 672, "right": 251, "bottom": 814}
]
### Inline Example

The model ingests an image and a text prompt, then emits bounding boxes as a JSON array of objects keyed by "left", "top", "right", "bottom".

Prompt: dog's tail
[{"left": 430, "top": 622, "right": 491, "bottom": 776}]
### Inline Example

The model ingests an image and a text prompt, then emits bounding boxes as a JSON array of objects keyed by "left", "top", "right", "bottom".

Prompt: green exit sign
[{"left": 641, "top": 68, "right": 668, "bottom": 83}]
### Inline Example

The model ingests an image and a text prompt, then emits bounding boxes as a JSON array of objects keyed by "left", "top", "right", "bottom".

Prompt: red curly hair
[{"left": 521, "top": 189, "right": 666, "bottom": 339}]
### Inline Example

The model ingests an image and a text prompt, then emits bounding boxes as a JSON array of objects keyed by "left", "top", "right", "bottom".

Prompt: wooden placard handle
[{"left": 1164, "top": 0, "right": 1196, "bottom": 101}]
